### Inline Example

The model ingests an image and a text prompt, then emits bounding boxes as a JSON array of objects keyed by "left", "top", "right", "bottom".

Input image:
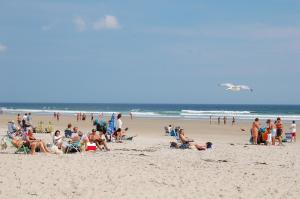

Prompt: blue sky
[{"left": 0, "top": 0, "right": 299, "bottom": 104}]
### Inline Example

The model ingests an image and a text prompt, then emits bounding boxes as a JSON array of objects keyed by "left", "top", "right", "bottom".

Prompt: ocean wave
[
  {"left": 181, "top": 110, "right": 251, "bottom": 115},
  {"left": 1, "top": 107, "right": 300, "bottom": 121},
  {"left": 0, "top": 108, "right": 116, "bottom": 116}
]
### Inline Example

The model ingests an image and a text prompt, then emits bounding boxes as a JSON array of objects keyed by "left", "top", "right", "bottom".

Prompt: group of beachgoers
[
  {"left": 5, "top": 113, "right": 130, "bottom": 155},
  {"left": 209, "top": 116, "right": 236, "bottom": 125},
  {"left": 53, "top": 112, "right": 60, "bottom": 121},
  {"left": 251, "top": 117, "right": 297, "bottom": 145}
]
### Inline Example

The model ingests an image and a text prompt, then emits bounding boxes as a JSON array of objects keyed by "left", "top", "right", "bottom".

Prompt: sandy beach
[{"left": 0, "top": 113, "right": 299, "bottom": 199}]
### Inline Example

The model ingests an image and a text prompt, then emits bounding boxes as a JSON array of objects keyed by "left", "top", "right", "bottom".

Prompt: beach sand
[{"left": 0, "top": 114, "right": 299, "bottom": 199}]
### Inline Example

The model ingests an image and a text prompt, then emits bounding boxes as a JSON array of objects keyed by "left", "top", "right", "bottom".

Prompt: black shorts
[{"left": 277, "top": 129, "right": 282, "bottom": 137}]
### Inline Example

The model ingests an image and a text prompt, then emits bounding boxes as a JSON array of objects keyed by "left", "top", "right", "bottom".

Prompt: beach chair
[
  {"left": 0, "top": 135, "right": 30, "bottom": 154},
  {"left": 36, "top": 121, "right": 44, "bottom": 133},
  {"left": 46, "top": 121, "right": 54, "bottom": 133},
  {"left": 65, "top": 141, "right": 81, "bottom": 153},
  {"left": 283, "top": 133, "right": 293, "bottom": 142}
]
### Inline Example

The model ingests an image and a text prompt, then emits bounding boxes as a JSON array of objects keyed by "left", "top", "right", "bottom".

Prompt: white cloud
[
  {"left": 93, "top": 15, "right": 120, "bottom": 30},
  {"left": 0, "top": 43, "right": 7, "bottom": 53},
  {"left": 73, "top": 16, "right": 86, "bottom": 32}
]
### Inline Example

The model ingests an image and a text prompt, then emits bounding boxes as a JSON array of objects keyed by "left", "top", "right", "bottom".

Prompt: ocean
[{"left": 0, "top": 103, "right": 300, "bottom": 121}]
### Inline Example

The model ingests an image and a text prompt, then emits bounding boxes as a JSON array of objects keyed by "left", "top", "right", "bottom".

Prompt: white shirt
[
  {"left": 290, "top": 123, "right": 296, "bottom": 133},
  {"left": 116, "top": 119, "right": 123, "bottom": 129},
  {"left": 22, "top": 115, "right": 27, "bottom": 121}
]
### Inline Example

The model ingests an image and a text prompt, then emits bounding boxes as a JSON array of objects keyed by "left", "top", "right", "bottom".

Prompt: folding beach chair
[
  {"left": 65, "top": 141, "right": 81, "bottom": 153},
  {"left": 0, "top": 135, "right": 30, "bottom": 154},
  {"left": 283, "top": 133, "right": 293, "bottom": 142}
]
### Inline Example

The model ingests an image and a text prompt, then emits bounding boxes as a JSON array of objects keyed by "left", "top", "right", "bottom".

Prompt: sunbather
[
  {"left": 24, "top": 129, "right": 50, "bottom": 154},
  {"left": 178, "top": 129, "right": 206, "bottom": 150},
  {"left": 88, "top": 129, "right": 110, "bottom": 151}
]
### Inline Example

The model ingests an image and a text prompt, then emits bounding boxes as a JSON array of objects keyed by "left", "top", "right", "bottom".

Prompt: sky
[{"left": 0, "top": 0, "right": 299, "bottom": 104}]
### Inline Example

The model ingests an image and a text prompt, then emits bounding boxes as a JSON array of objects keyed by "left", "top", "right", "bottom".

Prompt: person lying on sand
[
  {"left": 88, "top": 129, "right": 110, "bottom": 151},
  {"left": 24, "top": 128, "right": 50, "bottom": 154},
  {"left": 178, "top": 129, "right": 206, "bottom": 150}
]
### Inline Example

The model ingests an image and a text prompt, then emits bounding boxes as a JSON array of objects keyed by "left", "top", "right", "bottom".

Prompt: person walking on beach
[
  {"left": 130, "top": 112, "right": 133, "bottom": 120},
  {"left": 290, "top": 120, "right": 296, "bottom": 142},
  {"left": 223, "top": 116, "right": 227, "bottom": 125},
  {"left": 209, "top": 116, "right": 212, "bottom": 124},
  {"left": 276, "top": 117, "right": 283, "bottom": 145},
  {"left": 91, "top": 113, "right": 94, "bottom": 121},
  {"left": 251, "top": 118, "right": 260, "bottom": 145},
  {"left": 56, "top": 112, "right": 60, "bottom": 121},
  {"left": 218, "top": 117, "right": 220, "bottom": 125},
  {"left": 232, "top": 117, "right": 235, "bottom": 125}
]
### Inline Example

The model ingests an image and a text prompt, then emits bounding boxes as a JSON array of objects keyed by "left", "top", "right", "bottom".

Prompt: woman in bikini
[
  {"left": 251, "top": 118, "right": 260, "bottom": 145},
  {"left": 25, "top": 129, "right": 50, "bottom": 154}
]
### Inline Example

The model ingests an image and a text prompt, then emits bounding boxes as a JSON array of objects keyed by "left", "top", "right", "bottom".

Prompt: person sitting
[
  {"left": 78, "top": 131, "right": 89, "bottom": 150},
  {"left": 62, "top": 128, "right": 81, "bottom": 153},
  {"left": 178, "top": 129, "right": 206, "bottom": 151},
  {"left": 24, "top": 128, "right": 50, "bottom": 154},
  {"left": 88, "top": 129, "right": 110, "bottom": 151},
  {"left": 53, "top": 130, "right": 64, "bottom": 149},
  {"left": 7, "top": 120, "right": 17, "bottom": 138},
  {"left": 64, "top": 123, "right": 73, "bottom": 138}
]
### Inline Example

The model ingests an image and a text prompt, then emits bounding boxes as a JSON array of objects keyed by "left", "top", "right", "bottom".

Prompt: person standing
[
  {"left": 116, "top": 113, "right": 123, "bottom": 131},
  {"left": 224, "top": 116, "right": 227, "bottom": 125},
  {"left": 267, "top": 119, "right": 277, "bottom": 145},
  {"left": 276, "top": 117, "right": 283, "bottom": 146},
  {"left": 91, "top": 113, "right": 94, "bottom": 121},
  {"left": 17, "top": 113, "right": 22, "bottom": 126},
  {"left": 218, "top": 117, "right": 220, "bottom": 125},
  {"left": 209, "top": 116, "right": 212, "bottom": 125},
  {"left": 232, "top": 117, "right": 236, "bottom": 125},
  {"left": 130, "top": 112, "right": 133, "bottom": 120},
  {"left": 56, "top": 112, "right": 60, "bottom": 121},
  {"left": 251, "top": 118, "right": 260, "bottom": 145},
  {"left": 27, "top": 112, "right": 32, "bottom": 122},
  {"left": 290, "top": 120, "right": 296, "bottom": 142}
]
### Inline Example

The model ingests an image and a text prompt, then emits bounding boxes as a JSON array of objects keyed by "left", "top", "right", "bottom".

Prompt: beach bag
[{"left": 206, "top": 142, "right": 213, "bottom": 149}]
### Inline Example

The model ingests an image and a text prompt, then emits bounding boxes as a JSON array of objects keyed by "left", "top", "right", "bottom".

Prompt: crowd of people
[
  {"left": 251, "top": 117, "right": 296, "bottom": 145},
  {"left": 5, "top": 113, "right": 130, "bottom": 155}
]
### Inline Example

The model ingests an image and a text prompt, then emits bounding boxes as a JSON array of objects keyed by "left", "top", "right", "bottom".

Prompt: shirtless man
[
  {"left": 178, "top": 129, "right": 206, "bottom": 151},
  {"left": 88, "top": 129, "right": 109, "bottom": 151},
  {"left": 276, "top": 117, "right": 283, "bottom": 145},
  {"left": 251, "top": 118, "right": 260, "bottom": 145}
]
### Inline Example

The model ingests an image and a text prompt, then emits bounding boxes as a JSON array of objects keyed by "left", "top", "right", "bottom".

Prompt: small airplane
[{"left": 219, "top": 83, "right": 253, "bottom": 92}]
